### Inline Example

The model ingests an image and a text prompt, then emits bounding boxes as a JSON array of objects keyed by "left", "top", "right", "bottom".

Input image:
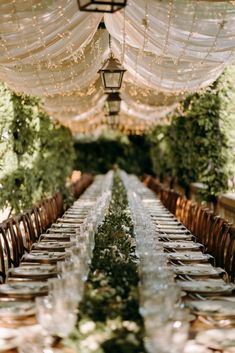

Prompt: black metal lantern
[
  {"left": 99, "top": 56, "right": 126, "bottom": 91},
  {"left": 77, "top": 0, "right": 127, "bottom": 13},
  {"left": 105, "top": 92, "right": 121, "bottom": 115}
]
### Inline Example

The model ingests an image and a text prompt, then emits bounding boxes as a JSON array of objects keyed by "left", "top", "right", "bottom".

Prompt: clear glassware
[
  {"left": 36, "top": 295, "right": 77, "bottom": 340},
  {"left": 144, "top": 321, "right": 172, "bottom": 353},
  {"left": 35, "top": 296, "right": 58, "bottom": 346},
  {"left": 169, "top": 308, "right": 190, "bottom": 353}
]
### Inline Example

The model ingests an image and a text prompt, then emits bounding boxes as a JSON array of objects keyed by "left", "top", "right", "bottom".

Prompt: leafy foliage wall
[
  {"left": 0, "top": 83, "right": 75, "bottom": 214},
  {"left": 74, "top": 134, "right": 153, "bottom": 176},
  {"left": 149, "top": 69, "right": 235, "bottom": 201}
]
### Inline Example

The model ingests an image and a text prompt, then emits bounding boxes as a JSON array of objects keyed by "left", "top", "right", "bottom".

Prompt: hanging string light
[{"left": 77, "top": 0, "right": 127, "bottom": 13}]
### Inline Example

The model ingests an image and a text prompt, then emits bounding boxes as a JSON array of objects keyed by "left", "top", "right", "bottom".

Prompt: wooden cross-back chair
[
  {"left": 213, "top": 222, "right": 231, "bottom": 268},
  {"left": 0, "top": 220, "right": 23, "bottom": 273},
  {"left": 160, "top": 188, "right": 170, "bottom": 210},
  {"left": 175, "top": 196, "right": 185, "bottom": 221},
  {"left": 0, "top": 192, "right": 64, "bottom": 282},
  {"left": 0, "top": 226, "right": 11, "bottom": 283},
  {"left": 54, "top": 192, "right": 63, "bottom": 216},
  {"left": 145, "top": 176, "right": 162, "bottom": 198},
  {"left": 222, "top": 226, "right": 235, "bottom": 282},
  {"left": 206, "top": 215, "right": 225, "bottom": 255},
  {"left": 229, "top": 233, "right": 235, "bottom": 282}
]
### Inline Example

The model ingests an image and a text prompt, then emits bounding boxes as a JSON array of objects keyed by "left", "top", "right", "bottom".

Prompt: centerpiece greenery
[{"left": 66, "top": 172, "right": 145, "bottom": 353}]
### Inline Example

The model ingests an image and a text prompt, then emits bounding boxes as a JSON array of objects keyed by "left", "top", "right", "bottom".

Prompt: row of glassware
[
  {"left": 34, "top": 172, "right": 114, "bottom": 342},
  {"left": 120, "top": 171, "right": 190, "bottom": 353}
]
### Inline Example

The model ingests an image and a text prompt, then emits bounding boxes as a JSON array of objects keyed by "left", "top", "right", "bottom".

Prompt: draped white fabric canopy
[
  {"left": 105, "top": 0, "right": 235, "bottom": 64},
  {"left": 0, "top": 0, "right": 235, "bottom": 133}
]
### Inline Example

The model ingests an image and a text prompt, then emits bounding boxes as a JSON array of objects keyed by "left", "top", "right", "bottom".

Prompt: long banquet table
[{"left": 0, "top": 171, "right": 234, "bottom": 353}]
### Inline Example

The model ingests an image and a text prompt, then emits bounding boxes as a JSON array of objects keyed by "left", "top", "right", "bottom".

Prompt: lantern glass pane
[
  {"left": 90, "top": 4, "right": 110, "bottom": 11},
  {"left": 108, "top": 100, "right": 120, "bottom": 113},
  {"left": 104, "top": 72, "right": 121, "bottom": 89},
  {"left": 94, "top": 0, "right": 124, "bottom": 12},
  {"left": 108, "top": 115, "right": 118, "bottom": 125}
]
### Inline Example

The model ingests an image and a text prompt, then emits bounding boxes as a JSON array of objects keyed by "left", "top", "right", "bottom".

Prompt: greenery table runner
[{"left": 66, "top": 173, "right": 145, "bottom": 353}]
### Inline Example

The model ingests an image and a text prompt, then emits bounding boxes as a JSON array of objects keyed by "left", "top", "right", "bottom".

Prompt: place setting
[
  {"left": 176, "top": 280, "right": 235, "bottom": 297},
  {"left": 56, "top": 217, "right": 85, "bottom": 224},
  {"left": 46, "top": 228, "right": 76, "bottom": 234},
  {"left": 159, "top": 233, "right": 195, "bottom": 241},
  {"left": 51, "top": 223, "right": 79, "bottom": 230},
  {"left": 31, "top": 241, "right": 70, "bottom": 252},
  {"left": 158, "top": 227, "right": 192, "bottom": 234},
  {"left": 172, "top": 264, "right": 225, "bottom": 279},
  {"left": 162, "top": 241, "right": 203, "bottom": 252},
  {"left": 39, "top": 233, "right": 72, "bottom": 241},
  {"left": 156, "top": 223, "right": 188, "bottom": 230},
  {"left": 167, "top": 252, "right": 215, "bottom": 264},
  {"left": 0, "top": 282, "right": 48, "bottom": 301},
  {"left": 0, "top": 328, "right": 21, "bottom": 351},
  {"left": 21, "top": 251, "right": 66, "bottom": 264},
  {"left": 196, "top": 328, "right": 235, "bottom": 352},
  {"left": 0, "top": 301, "right": 36, "bottom": 328},
  {"left": 187, "top": 299, "right": 235, "bottom": 322},
  {"left": 7, "top": 265, "right": 58, "bottom": 282}
]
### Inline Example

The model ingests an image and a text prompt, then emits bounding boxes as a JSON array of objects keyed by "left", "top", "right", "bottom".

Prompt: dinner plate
[
  {"left": 183, "top": 340, "right": 212, "bottom": 353},
  {"left": 52, "top": 223, "right": 78, "bottom": 229},
  {"left": 40, "top": 240, "right": 70, "bottom": 246},
  {"left": 151, "top": 209, "right": 172, "bottom": 212},
  {"left": 151, "top": 214, "right": 173, "bottom": 217},
  {"left": 177, "top": 280, "right": 235, "bottom": 295},
  {"left": 68, "top": 208, "right": 89, "bottom": 212},
  {"left": 159, "top": 228, "right": 190, "bottom": 234},
  {"left": 0, "top": 337, "right": 20, "bottom": 352},
  {"left": 40, "top": 233, "right": 70, "bottom": 241},
  {"left": 57, "top": 218, "right": 84, "bottom": 223},
  {"left": 160, "top": 234, "right": 193, "bottom": 241},
  {"left": 156, "top": 225, "right": 186, "bottom": 230},
  {"left": 31, "top": 242, "right": 68, "bottom": 251},
  {"left": 187, "top": 300, "right": 235, "bottom": 318},
  {"left": 0, "top": 282, "right": 48, "bottom": 298},
  {"left": 21, "top": 252, "right": 65, "bottom": 263},
  {"left": 163, "top": 241, "right": 202, "bottom": 251},
  {"left": 8, "top": 264, "right": 57, "bottom": 278},
  {"left": 156, "top": 221, "right": 181, "bottom": 226},
  {"left": 0, "top": 301, "right": 35, "bottom": 318},
  {"left": 0, "top": 328, "right": 18, "bottom": 339},
  {"left": 172, "top": 264, "right": 224, "bottom": 277},
  {"left": 168, "top": 252, "right": 213, "bottom": 262},
  {"left": 196, "top": 328, "right": 235, "bottom": 351},
  {"left": 48, "top": 228, "right": 76, "bottom": 233},
  {"left": 153, "top": 216, "right": 173, "bottom": 220}
]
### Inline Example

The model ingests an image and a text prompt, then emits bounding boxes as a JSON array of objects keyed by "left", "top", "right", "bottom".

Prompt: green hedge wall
[
  {"left": 148, "top": 69, "right": 235, "bottom": 201},
  {"left": 74, "top": 134, "right": 153, "bottom": 176},
  {"left": 0, "top": 83, "right": 75, "bottom": 214}
]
